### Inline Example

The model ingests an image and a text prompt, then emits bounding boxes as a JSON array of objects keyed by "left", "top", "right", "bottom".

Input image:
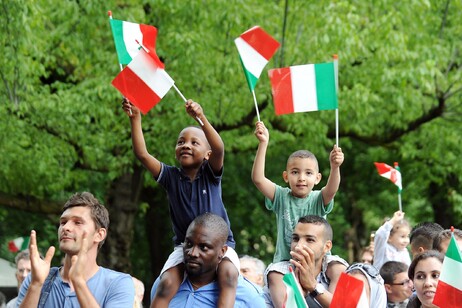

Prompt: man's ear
[
  {"left": 219, "top": 245, "right": 228, "bottom": 260},
  {"left": 324, "top": 240, "right": 332, "bottom": 253},
  {"left": 282, "top": 171, "right": 289, "bottom": 183},
  {"left": 384, "top": 284, "right": 393, "bottom": 294},
  {"left": 315, "top": 173, "right": 322, "bottom": 185},
  {"left": 95, "top": 228, "right": 107, "bottom": 245}
]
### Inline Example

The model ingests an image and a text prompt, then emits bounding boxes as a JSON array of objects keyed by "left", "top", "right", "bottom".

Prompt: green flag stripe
[
  {"left": 110, "top": 19, "right": 132, "bottom": 65},
  {"left": 238, "top": 56, "right": 258, "bottom": 92},
  {"left": 447, "top": 235, "right": 462, "bottom": 263},
  {"left": 314, "top": 62, "right": 338, "bottom": 110}
]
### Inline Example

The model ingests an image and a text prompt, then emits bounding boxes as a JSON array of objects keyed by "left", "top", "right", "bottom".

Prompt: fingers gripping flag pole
[{"left": 374, "top": 162, "right": 403, "bottom": 211}]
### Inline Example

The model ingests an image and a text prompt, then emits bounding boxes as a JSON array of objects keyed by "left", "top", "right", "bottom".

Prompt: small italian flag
[
  {"left": 234, "top": 26, "right": 280, "bottom": 92},
  {"left": 268, "top": 62, "right": 338, "bottom": 116},
  {"left": 110, "top": 18, "right": 159, "bottom": 65},
  {"left": 433, "top": 232, "right": 462, "bottom": 308},
  {"left": 282, "top": 267, "right": 308, "bottom": 308},
  {"left": 112, "top": 48, "right": 174, "bottom": 114},
  {"left": 8, "top": 236, "right": 30, "bottom": 253},
  {"left": 374, "top": 162, "right": 402, "bottom": 192},
  {"left": 331, "top": 272, "right": 369, "bottom": 308}
]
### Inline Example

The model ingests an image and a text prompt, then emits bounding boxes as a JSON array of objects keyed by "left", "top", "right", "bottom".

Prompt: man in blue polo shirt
[{"left": 151, "top": 213, "right": 265, "bottom": 307}]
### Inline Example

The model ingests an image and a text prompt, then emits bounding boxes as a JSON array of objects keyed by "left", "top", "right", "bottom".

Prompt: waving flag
[
  {"left": 235, "top": 26, "right": 280, "bottom": 92},
  {"left": 110, "top": 18, "right": 159, "bottom": 65},
  {"left": 282, "top": 267, "right": 308, "bottom": 308},
  {"left": 433, "top": 232, "right": 462, "bottom": 308},
  {"left": 268, "top": 62, "right": 338, "bottom": 116},
  {"left": 8, "top": 236, "right": 30, "bottom": 253},
  {"left": 112, "top": 48, "right": 174, "bottom": 114},
  {"left": 374, "top": 162, "right": 402, "bottom": 192},
  {"left": 331, "top": 272, "right": 369, "bottom": 308}
]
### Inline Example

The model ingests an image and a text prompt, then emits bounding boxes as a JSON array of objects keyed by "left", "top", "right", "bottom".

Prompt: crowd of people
[{"left": 4, "top": 99, "right": 461, "bottom": 307}]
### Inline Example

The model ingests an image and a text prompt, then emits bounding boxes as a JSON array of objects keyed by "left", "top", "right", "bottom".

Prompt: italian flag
[
  {"left": 235, "top": 26, "right": 280, "bottom": 92},
  {"left": 110, "top": 19, "right": 159, "bottom": 65},
  {"left": 374, "top": 162, "right": 402, "bottom": 192},
  {"left": 433, "top": 234, "right": 462, "bottom": 308},
  {"left": 268, "top": 62, "right": 338, "bottom": 116},
  {"left": 112, "top": 48, "right": 174, "bottom": 114},
  {"left": 331, "top": 272, "right": 369, "bottom": 308},
  {"left": 8, "top": 236, "right": 30, "bottom": 253},
  {"left": 282, "top": 267, "right": 308, "bottom": 308}
]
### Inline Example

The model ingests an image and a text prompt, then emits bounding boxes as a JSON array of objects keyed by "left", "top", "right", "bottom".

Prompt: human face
[
  {"left": 58, "top": 206, "right": 103, "bottom": 255},
  {"left": 283, "top": 157, "right": 321, "bottom": 198},
  {"left": 290, "top": 222, "right": 331, "bottom": 265},
  {"left": 389, "top": 271, "right": 413, "bottom": 302},
  {"left": 240, "top": 259, "right": 263, "bottom": 286},
  {"left": 183, "top": 223, "right": 225, "bottom": 281},
  {"left": 175, "top": 127, "right": 211, "bottom": 169},
  {"left": 361, "top": 251, "right": 373, "bottom": 264},
  {"left": 413, "top": 257, "right": 442, "bottom": 308},
  {"left": 388, "top": 226, "right": 410, "bottom": 251},
  {"left": 438, "top": 237, "right": 462, "bottom": 254},
  {"left": 16, "top": 258, "right": 31, "bottom": 287}
]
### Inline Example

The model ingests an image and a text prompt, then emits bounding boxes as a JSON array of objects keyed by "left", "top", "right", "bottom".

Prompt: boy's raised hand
[
  {"left": 185, "top": 99, "right": 203, "bottom": 120},
  {"left": 254, "top": 121, "right": 269, "bottom": 144},
  {"left": 329, "top": 145, "right": 344, "bottom": 168},
  {"left": 122, "top": 98, "right": 140, "bottom": 118}
]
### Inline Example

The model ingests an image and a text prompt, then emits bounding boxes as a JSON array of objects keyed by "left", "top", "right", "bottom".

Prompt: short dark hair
[
  {"left": 188, "top": 212, "right": 228, "bottom": 245},
  {"left": 410, "top": 222, "right": 444, "bottom": 251},
  {"left": 298, "top": 215, "right": 332, "bottom": 241},
  {"left": 380, "top": 261, "right": 409, "bottom": 284},
  {"left": 287, "top": 150, "right": 318, "bottom": 170},
  {"left": 63, "top": 192, "right": 109, "bottom": 248},
  {"left": 408, "top": 250, "right": 444, "bottom": 281},
  {"left": 432, "top": 228, "right": 462, "bottom": 252}
]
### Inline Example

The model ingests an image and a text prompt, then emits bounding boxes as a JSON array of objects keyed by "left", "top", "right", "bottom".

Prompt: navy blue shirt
[{"left": 157, "top": 161, "right": 235, "bottom": 247}]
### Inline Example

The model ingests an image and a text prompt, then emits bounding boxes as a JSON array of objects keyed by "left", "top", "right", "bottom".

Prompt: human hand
[
  {"left": 122, "top": 98, "right": 140, "bottom": 117},
  {"left": 329, "top": 145, "right": 344, "bottom": 168},
  {"left": 390, "top": 211, "right": 405, "bottom": 225},
  {"left": 29, "top": 230, "right": 55, "bottom": 286},
  {"left": 290, "top": 244, "right": 317, "bottom": 294},
  {"left": 69, "top": 231, "right": 89, "bottom": 286},
  {"left": 185, "top": 99, "right": 204, "bottom": 120},
  {"left": 254, "top": 121, "right": 269, "bottom": 144}
]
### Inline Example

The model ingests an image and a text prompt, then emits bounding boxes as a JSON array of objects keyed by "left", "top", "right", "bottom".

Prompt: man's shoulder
[
  {"left": 235, "top": 276, "right": 266, "bottom": 307},
  {"left": 97, "top": 267, "right": 132, "bottom": 280}
]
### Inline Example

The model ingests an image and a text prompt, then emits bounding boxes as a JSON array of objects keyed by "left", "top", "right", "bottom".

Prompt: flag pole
[
  {"left": 398, "top": 193, "right": 402, "bottom": 212},
  {"left": 394, "top": 162, "right": 403, "bottom": 212},
  {"left": 134, "top": 40, "right": 204, "bottom": 126},
  {"left": 251, "top": 89, "right": 261, "bottom": 122},
  {"left": 333, "top": 54, "right": 339, "bottom": 146},
  {"left": 109, "top": 11, "right": 132, "bottom": 115}
]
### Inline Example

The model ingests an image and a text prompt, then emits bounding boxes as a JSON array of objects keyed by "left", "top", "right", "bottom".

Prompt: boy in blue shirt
[
  {"left": 251, "top": 121, "right": 343, "bottom": 307},
  {"left": 123, "top": 99, "right": 238, "bottom": 308}
]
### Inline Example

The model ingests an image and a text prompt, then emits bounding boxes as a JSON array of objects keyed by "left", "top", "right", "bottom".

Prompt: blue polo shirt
[{"left": 157, "top": 161, "right": 235, "bottom": 247}]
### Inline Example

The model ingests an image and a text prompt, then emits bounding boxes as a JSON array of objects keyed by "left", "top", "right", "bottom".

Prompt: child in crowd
[
  {"left": 123, "top": 99, "right": 238, "bottom": 308},
  {"left": 251, "top": 121, "right": 344, "bottom": 307},
  {"left": 373, "top": 211, "right": 411, "bottom": 271}
]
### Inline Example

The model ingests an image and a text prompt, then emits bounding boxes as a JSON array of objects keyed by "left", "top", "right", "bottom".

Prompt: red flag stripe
[
  {"left": 112, "top": 67, "right": 162, "bottom": 114},
  {"left": 268, "top": 67, "right": 294, "bottom": 115},
  {"left": 433, "top": 280, "right": 462, "bottom": 308},
  {"left": 240, "top": 26, "right": 280, "bottom": 61}
]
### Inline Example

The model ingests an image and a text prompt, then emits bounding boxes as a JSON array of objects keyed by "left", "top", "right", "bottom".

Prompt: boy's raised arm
[
  {"left": 185, "top": 100, "right": 224, "bottom": 174},
  {"left": 251, "top": 121, "right": 276, "bottom": 201},
  {"left": 123, "top": 99, "right": 161, "bottom": 178},
  {"left": 321, "top": 145, "right": 343, "bottom": 205}
]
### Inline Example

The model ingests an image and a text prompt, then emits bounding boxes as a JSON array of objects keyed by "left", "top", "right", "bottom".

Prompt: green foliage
[{"left": 0, "top": 0, "right": 461, "bottom": 275}]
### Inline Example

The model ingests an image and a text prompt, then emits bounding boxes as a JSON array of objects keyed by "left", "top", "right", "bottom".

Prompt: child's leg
[
  {"left": 217, "top": 258, "right": 238, "bottom": 308},
  {"left": 150, "top": 263, "right": 184, "bottom": 308},
  {"left": 268, "top": 271, "right": 286, "bottom": 308}
]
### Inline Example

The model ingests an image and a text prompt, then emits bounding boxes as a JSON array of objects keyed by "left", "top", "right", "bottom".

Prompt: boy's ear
[
  {"left": 204, "top": 150, "right": 212, "bottom": 160},
  {"left": 315, "top": 173, "right": 322, "bottom": 185},
  {"left": 282, "top": 171, "right": 289, "bottom": 183}
]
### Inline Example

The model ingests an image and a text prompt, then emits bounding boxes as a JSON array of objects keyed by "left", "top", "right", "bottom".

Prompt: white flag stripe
[
  {"left": 13, "top": 238, "right": 25, "bottom": 247},
  {"left": 356, "top": 286, "right": 369, "bottom": 307},
  {"left": 440, "top": 257, "right": 462, "bottom": 291},
  {"left": 123, "top": 22, "right": 143, "bottom": 59},
  {"left": 128, "top": 52, "right": 174, "bottom": 97},
  {"left": 291, "top": 64, "right": 318, "bottom": 112},
  {"left": 234, "top": 37, "right": 268, "bottom": 78}
]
